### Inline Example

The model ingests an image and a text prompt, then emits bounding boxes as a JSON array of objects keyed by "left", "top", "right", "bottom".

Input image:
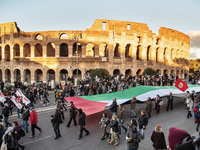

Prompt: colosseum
[{"left": 0, "top": 19, "right": 190, "bottom": 86}]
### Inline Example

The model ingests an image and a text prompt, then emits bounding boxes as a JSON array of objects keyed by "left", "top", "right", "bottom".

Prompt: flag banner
[
  {"left": 175, "top": 78, "right": 188, "bottom": 92},
  {"left": 15, "top": 89, "right": 30, "bottom": 105},
  {"left": 64, "top": 84, "right": 200, "bottom": 116},
  {"left": 11, "top": 96, "right": 22, "bottom": 109},
  {"left": 0, "top": 90, "right": 5, "bottom": 103}
]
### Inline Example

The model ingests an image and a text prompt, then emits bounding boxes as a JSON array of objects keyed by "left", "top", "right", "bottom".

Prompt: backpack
[{"left": 19, "top": 127, "right": 25, "bottom": 137}]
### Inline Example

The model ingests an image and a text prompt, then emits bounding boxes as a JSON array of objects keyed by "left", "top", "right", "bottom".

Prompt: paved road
[{"left": 8, "top": 92, "right": 198, "bottom": 150}]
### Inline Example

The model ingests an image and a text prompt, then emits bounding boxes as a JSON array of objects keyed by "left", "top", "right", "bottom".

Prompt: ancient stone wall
[{"left": 0, "top": 19, "right": 190, "bottom": 85}]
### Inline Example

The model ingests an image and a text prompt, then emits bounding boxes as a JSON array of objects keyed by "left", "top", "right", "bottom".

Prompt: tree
[
  {"left": 90, "top": 68, "right": 110, "bottom": 81},
  {"left": 143, "top": 68, "right": 158, "bottom": 76}
]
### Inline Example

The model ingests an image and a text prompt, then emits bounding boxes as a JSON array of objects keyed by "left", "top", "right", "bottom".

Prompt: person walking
[
  {"left": 22, "top": 105, "right": 30, "bottom": 134},
  {"left": 117, "top": 104, "right": 127, "bottom": 134},
  {"left": 78, "top": 108, "right": 89, "bottom": 139},
  {"left": 3, "top": 103, "right": 11, "bottom": 127},
  {"left": 146, "top": 97, "right": 153, "bottom": 118},
  {"left": 154, "top": 95, "right": 161, "bottom": 114},
  {"left": 138, "top": 110, "right": 148, "bottom": 139},
  {"left": 109, "top": 98, "right": 118, "bottom": 115},
  {"left": 195, "top": 108, "right": 200, "bottom": 132},
  {"left": 53, "top": 109, "right": 63, "bottom": 139},
  {"left": 186, "top": 97, "right": 193, "bottom": 118},
  {"left": 29, "top": 107, "right": 43, "bottom": 138},
  {"left": 151, "top": 124, "right": 167, "bottom": 150},
  {"left": 166, "top": 92, "right": 174, "bottom": 111},
  {"left": 66, "top": 101, "right": 77, "bottom": 127},
  {"left": 108, "top": 115, "right": 119, "bottom": 146},
  {"left": 130, "top": 96, "right": 137, "bottom": 118},
  {"left": 99, "top": 113, "right": 110, "bottom": 140},
  {"left": 126, "top": 121, "right": 141, "bottom": 150}
]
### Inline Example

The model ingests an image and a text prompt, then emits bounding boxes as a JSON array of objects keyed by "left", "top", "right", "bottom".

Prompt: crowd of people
[{"left": 0, "top": 73, "right": 199, "bottom": 150}]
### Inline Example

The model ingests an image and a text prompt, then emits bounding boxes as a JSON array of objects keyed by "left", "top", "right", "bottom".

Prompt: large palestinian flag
[{"left": 65, "top": 84, "right": 200, "bottom": 115}]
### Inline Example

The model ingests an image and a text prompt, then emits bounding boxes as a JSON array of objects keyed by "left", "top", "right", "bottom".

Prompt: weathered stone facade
[{"left": 0, "top": 19, "right": 190, "bottom": 85}]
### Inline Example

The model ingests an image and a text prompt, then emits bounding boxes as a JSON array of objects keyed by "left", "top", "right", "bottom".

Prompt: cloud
[
  {"left": 187, "top": 31, "right": 200, "bottom": 48},
  {"left": 190, "top": 52, "right": 197, "bottom": 59}
]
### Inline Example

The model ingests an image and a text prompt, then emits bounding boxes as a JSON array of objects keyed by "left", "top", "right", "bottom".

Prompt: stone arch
[
  {"left": 35, "top": 43, "right": 43, "bottom": 57},
  {"left": 59, "top": 33, "right": 68, "bottom": 39},
  {"left": 5, "top": 45, "right": 10, "bottom": 61},
  {"left": 171, "top": 48, "right": 175, "bottom": 60},
  {"left": 14, "top": 69, "right": 21, "bottom": 82},
  {"left": 114, "top": 43, "right": 120, "bottom": 57},
  {"left": 13, "top": 44, "right": 20, "bottom": 58},
  {"left": 73, "top": 69, "right": 82, "bottom": 80},
  {"left": 163, "top": 69, "right": 168, "bottom": 76},
  {"left": 35, "top": 34, "right": 43, "bottom": 40},
  {"left": 0, "top": 46, "right": 2, "bottom": 61},
  {"left": 24, "top": 69, "right": 31, "bottom": 83},
  {"left": 35, "top": 69, "right": 43, "bottom": 82},
  {"left": 73, "top": 42, "right": 82, "bottom": 56},
  {"left": 60, "top": 69, "right": 68, "bottom": 81},
  {"left": 171, "top": 69, "right": 175, "bottom": 76},
  {"left": 156, "top": 48, "right": 160, "bottom": 62},
  {"left": 113, "top": 69, "right": 120, "bottom": 76},
  {"left": 86, "top": 43, "right": 95, "bottom": 57},
  {"left": 136, "top": 45, "right": 142, "bottom": 60},
  {"left": 163, "top": 48, "right": 170, "bottom": 63},
  {"left": 47, "top": 69, "right": 55, "bottom": 83},
  {"left": 23, "top": 43, "right": 31, "bottom": 57},
  {"left": 5, "top": 69, "right": 11, "bottom": 83},
  {"left": 47, "top": 43, "right": 55, "bottom": 57},
  {"left": 156, "top": 69, "right": 161, "bottom": 75},
  {"left": 136, "top": 69, "right": 143, "bottom": 76},
  {"left": 0, "top": 69, "right": 2, "bottom": 81},
  {"left": 147, "top": 45, "right": 153, "bottom": 61},
  {"left": 99, "top": 43, "right": 108, "bottom": 57},
  {"left": 125, "top": 44, "right": 131, "bottom": 58},
  {"left": 156, "top": 38, "right": 161, "bottom": 45},
  {"left": 176, "top": 70, "right": 180, "bottom": 78},
  {"left": 60, "top": 43, "right": 68, "bottom": 57},
  {"left": 125, "top": 69, "right": 131, "bottom": 77}
]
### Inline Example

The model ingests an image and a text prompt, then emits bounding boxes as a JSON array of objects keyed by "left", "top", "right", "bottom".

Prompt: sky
[{"left": 0, "top": 0, "right": 200, "bottom": 59}]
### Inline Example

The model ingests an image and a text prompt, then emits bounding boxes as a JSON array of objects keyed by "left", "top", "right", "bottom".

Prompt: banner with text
[{"left": 15, "top": 89, "right": 30, "bottom": 105}]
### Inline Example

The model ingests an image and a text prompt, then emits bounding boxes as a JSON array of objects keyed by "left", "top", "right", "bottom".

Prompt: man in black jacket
[
  {"left": 138, "top": 110, "right": 148, "bottom": 139},
  {"left": 110, "top": 98, "right": 118, "bottom": 115},
  {"left": 166, "top": 92, "right": 174, "bottom": 111},
  {"left": 66, "top": 101, "right": 77, "bottom": 127},
  {"left": 53, "top": 108, "right": 62, "bottom": 139},
  {"left": 78, "top": 108, "right": 89, "bottom": 139},
  {"left": 3, "top": 103, "right": 11, "bottom": 127}
]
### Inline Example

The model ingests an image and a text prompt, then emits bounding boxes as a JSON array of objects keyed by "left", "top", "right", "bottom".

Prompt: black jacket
[
  {"left": 138, "top": 114, "right": 148, "bottom": 128},
  {"left": 126, "top": 126, "right": 141, "bottom": 149},
  {"left": 79, "top": 112, "right": 86, "bottom": 126},
  {"left": 3, "top": 106, "right": 10, "bottom": 117},
  {"left": 70, "top": 106, "right": 77, "bottom": 118},
  {"left": 22, "top": 109, "right": 30, "bottom": 121},
  {"left": 54, "top": 111, "right": 63, "bottom": 124},
  {"left": 110, "top": 101, "right": 118, "bottom": 113},
  {"left": 110, "top": 120, "right": 118, "bottom": 132}
]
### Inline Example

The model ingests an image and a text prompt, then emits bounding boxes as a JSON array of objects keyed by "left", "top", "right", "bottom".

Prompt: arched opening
[
  {"left": 156, "top": 38, "right": 161, "bottom": 45},
  {"left": 163, "top": 69, "right": 168, "bottom": 76},
  {"left": 23, "top": 43, "right": 31, "bottom": 57},
  {"left": 47, "top": 69, "right": 55, "bottom": 83},
  {"left": 60, "top": 43, "right": 68, "bottom": 57},
  {"left": 35, "top": 34, "right": 43, "bottom": 40},
  {"left": 176, "top": 70, "right": 180, "bottom": 78},
  {"left": 0, "top": 70, "right": 2, "bottom": 81},
  {"left": 59, "top": 33, "right": 68, "bottom": 39},
  {"left": 73, "top": 42, "right": 82, "bottom": 56},
  {"left": 86, "top": 43, "right": 95, "bottom": 57},
  {"left": 114, "top": 43, "right": 120, "bottom": 57},
  {"left": 60, "top": 69, "right": 68, "bottom": 82},
  {"left": 99, "top": 43, "right": 108, "bottom": 57},
  {"left": 13, "top": 44, "right": 20, "bottom": 58},
  {"left": 125, "top": 44, "right": 131, "bottom": 58},
  {"left": 113, "top": 69, "right": 120, "bottom": 77},
  {"left": 136, "top": 69, "right": 143, "bottom": 76},
  {"left": 171, "top": 48, "right": 175, "bottom": 61},
  {"left": 156, "top": 48, "right": 159, "bottom": 63},
  {"left": 164, "top": 48, "right": 170, "bottom": 63},
  {"left": 156, "top": 69, "right": 161, "bottom": 75},
  {"left": 14, "top": 69, "right": 21, "bottom": 82},
  {"left": 73, "top": 69, "right": 82, "bottom": 80},
  {"left": 136, "top": 45, "right": 142, "bottom": 60},
  {"left": 24, "top": 69, "right": 31, "bottom": 83},
  {"left": 35, "top": 69, "right": 43, "bottom": 82},
  {"left": 147, "top": 45, "right": 152, "bottom": 61},
  {"left": 171, "top": 70, "right": 175, "bottom": 76},
  {"left": 5, "top": 45, "right": 10, "bottom": 61},
  {"left": 47, "top": 43, "right": 55, "bottom": 57},
  {"left": 181, "top": 70, "right": 184, "bottom": 79},
  {"left": 5, "top": 69, "right": 11, "bottom": 83},
  {"left": 0, "top": 46, "right": 2, "bottom": 60},
  {"left": 35, "top": 43, "right": 43, "bottom": 57},
  {"left": 125, "top": 69, "right": 131, "bottom": 77}
]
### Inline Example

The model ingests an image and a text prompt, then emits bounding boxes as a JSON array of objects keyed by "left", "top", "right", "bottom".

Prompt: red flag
[{"left": 175, "top": 78, "right": 188, "bottom": 92}]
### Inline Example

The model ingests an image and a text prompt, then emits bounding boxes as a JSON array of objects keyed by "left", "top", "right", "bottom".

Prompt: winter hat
[{"left": 168, "top": 127, "right": 190, "bottom": 150}]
